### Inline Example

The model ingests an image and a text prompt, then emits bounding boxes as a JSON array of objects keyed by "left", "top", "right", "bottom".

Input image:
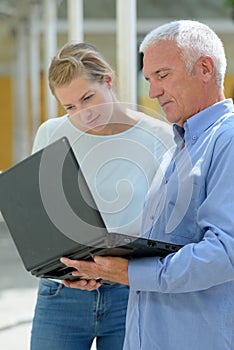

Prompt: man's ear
[{"left": 197, "top": 56, "right": 215, "bottom": 82}]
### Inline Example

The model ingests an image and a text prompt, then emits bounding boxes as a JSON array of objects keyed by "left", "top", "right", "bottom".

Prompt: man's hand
[{"left": 60, "top": 255, "right": 129, "bottom": 290}]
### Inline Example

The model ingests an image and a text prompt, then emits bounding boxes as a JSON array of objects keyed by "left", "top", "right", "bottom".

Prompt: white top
[{"left": 32, "top": 110, "right": 174, "bottom": 235}]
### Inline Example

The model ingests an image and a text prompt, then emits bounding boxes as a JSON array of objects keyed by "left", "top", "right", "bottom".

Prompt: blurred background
[{"left": 0, "top": 0, "right": 234, "bottom": 171}]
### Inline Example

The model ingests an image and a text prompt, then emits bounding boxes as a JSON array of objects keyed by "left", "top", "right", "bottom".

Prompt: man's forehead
[
  {"left": 142, "top": 45, "right": 166, "bottom": 77},
  {"left": 142, "top": 41, "right": 182, "bottom": 76}
]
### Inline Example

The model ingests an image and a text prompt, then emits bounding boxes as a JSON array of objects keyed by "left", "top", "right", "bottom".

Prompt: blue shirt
[{"left": 125, "top": 99, "right": 234, "bottom": 350}]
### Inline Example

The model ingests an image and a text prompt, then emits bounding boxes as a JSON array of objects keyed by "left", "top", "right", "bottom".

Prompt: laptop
[{"left": 0, "top": 137, "right": 182, "bottom": 283}]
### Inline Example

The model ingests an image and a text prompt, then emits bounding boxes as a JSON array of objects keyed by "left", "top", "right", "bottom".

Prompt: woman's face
[{"left": 55, "top": 74, "right": 114, "bottom": 133}]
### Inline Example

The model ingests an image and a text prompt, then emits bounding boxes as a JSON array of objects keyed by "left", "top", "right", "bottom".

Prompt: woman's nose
[{"left": 79, "top": 108, "right": 93, "bottom": 120}]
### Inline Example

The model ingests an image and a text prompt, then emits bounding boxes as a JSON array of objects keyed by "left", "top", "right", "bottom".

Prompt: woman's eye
[
  {"left": 84, "top": 94, "right": 94, "bottom": 102},
  {"left": 66, "top": 106, "right": 74, "bottom": 111}
]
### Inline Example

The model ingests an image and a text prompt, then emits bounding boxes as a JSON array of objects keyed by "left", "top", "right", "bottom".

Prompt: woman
[{"left": 30, "top": 42, "right": 174, "bottom": 350}]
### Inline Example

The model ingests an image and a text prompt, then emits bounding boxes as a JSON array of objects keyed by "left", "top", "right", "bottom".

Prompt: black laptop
[{"left": 0, "top": 137, "right": 182, "bottom": 282}]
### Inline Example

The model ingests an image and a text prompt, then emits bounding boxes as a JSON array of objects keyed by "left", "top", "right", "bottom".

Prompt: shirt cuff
[{"left": 128, "top": 256, "right": 161, "bottom": 291}]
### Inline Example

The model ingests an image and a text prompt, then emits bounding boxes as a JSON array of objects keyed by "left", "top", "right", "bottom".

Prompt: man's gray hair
[{"left": 139, "top": 20, "right": 227, "bottom": 89}]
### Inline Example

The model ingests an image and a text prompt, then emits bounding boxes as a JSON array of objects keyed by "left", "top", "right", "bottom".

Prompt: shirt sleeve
[
  {"left": 31, "top": 122, "right": 50, "bottom": 154},
  {"left": 31, "top": 118, "right": 59, "bottom": 154},
  {"left": 129, "top": 129, "right": 234, "bottom": 293}
]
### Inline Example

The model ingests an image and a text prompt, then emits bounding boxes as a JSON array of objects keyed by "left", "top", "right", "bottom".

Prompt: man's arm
[{"left": 128, "top": 129, "right": 234, "bottom": 293}]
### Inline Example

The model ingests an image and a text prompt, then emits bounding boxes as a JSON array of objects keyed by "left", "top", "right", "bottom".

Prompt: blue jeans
[{"left": 30, "top": 278, "right": 129, "bottom": 350}]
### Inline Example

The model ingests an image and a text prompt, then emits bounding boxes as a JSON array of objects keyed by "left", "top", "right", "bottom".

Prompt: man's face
[{"left": 142, "top": 40, "right": 208, "bottom": 126}]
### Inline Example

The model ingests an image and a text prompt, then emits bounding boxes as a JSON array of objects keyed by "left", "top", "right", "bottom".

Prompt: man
[{"left": 61, "top": 20, "right": 234, "bottom": 349}]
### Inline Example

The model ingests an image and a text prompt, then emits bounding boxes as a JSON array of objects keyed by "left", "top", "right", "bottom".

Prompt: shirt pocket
[{"left": 165, "top": 169, "right": 204, "bottom": 244}]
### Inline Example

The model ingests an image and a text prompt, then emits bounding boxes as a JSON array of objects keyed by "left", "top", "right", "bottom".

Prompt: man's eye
[{"left": 159, "top": 73, "right": 168, "bottom": 80}]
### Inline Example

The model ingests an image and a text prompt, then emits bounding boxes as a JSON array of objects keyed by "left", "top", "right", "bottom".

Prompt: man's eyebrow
[
  {"left": 144, "top": 68, "right": 169, "bottom": 81},
  {"left": 155, "top": 68, "right": 169, "bottom": 74}
]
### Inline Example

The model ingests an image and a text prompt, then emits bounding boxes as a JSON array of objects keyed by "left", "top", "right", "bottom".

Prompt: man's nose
[{"left": 149, "top": 83, "right": 163, "bottom": 99}]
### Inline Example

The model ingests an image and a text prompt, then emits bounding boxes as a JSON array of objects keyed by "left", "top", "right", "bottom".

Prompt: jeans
[{"left": 30, "top": 278, "right": 129, "bottom": 350}]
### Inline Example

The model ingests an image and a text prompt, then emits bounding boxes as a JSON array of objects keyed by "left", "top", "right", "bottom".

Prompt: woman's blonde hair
[{"left": 49, "top": 42, "right": 114, "bottom": 95}]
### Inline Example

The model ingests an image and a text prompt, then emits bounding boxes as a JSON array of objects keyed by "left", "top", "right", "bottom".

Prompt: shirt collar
[
  {"left": 173, "top": 124, "right": 185, "bottom": 145},
  {"left": 173, "top": 99, "right": 234, "bottom": 145}
]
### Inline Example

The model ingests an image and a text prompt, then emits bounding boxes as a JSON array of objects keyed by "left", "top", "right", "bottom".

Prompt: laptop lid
[{"left": 0, "top": 137, "right": 182, "bottom": 281}]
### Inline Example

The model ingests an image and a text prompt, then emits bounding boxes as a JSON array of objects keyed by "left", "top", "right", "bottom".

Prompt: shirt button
[
  {"left": 150, "top": 215, "right": 154, "bottom": 221},
  {"left": 136, "top": 291, "right": 140, "bottom": 294}
]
